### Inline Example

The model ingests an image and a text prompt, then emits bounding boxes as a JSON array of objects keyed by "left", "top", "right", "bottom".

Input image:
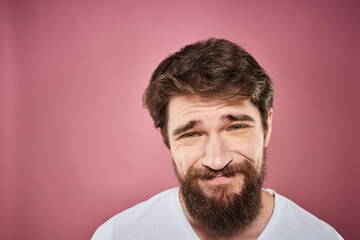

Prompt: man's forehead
[
  {"left": 167, "top": 95, "right": 258, "bottom": 118},
  {"left": 166, "top": 95, "right": 262, "bottom": 131}
]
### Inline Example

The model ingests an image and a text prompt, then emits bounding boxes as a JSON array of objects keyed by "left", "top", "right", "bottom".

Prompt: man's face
[
  {"left": 167, "top": 95, "right": 272, "bottom": 190},
  {"left": 165, "top": 95, "right": 272, "bottom": 235}
]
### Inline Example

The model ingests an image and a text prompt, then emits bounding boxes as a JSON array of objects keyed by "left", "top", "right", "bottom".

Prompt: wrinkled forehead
[{"left": 167, "top": 95, "right": 262, "bottom": 126}]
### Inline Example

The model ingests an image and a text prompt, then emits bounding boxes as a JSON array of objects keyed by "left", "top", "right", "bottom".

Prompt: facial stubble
[{"left": 174, "top": 149, "right": 266, "bottom": 237}]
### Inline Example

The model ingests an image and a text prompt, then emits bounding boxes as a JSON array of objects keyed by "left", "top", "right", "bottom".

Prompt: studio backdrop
[{"left": 1, "top": 0, "right": 359, "bottom": 239}]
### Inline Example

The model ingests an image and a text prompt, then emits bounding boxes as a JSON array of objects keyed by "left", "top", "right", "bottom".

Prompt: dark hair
[{"left": 143, "top": 38, "right": 274, "bottom": 147}]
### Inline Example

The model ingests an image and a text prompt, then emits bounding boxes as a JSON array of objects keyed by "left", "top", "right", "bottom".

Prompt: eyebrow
[
  {"left": 172, "top": 114, "right": 255, "bottom": 137},
  {"left": 172, "top": 120, "right": 201, "bottom": 136},
  {"left": 221, "top": 114, "right": 256, "bottom": 123}
]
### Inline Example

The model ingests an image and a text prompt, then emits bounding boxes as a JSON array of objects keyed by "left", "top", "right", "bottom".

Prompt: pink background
[{"left": 1, "top": 0, "right": 359, "bottom": 239}]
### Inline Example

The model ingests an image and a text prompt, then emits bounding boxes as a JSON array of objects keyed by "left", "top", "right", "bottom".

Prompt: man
[{"left": 92, "top": 39, "right": 343, "bottom": 239}]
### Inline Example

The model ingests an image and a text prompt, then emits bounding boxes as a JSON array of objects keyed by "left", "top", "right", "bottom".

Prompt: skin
[{"left": 164, "top": 95, "right": 275, "bottom": 240}]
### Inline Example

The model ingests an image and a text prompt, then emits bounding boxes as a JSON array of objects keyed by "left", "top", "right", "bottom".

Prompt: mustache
[{"left": 186, "top": 162, "right": 250, "bottom": 180}]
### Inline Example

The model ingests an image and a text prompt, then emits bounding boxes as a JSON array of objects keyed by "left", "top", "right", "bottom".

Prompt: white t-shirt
[{"left": 92, "top": 188, "right": 343, "bottom": 240}]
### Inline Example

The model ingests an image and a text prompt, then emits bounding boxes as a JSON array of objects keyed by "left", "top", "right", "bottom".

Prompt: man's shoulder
[
  {"left": 260, "top": 189, "right": 343, "bottom": 240},
  {"left": 91, "top": 187, "right": 196, "bottom": 240},
  {"left": 108, "top": 187, "right": 179, "bottom": 220}
]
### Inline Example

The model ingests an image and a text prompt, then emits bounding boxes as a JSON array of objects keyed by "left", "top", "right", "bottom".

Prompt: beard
[{"left": 175, "top": 150, "right": 266, "bottom": 237}]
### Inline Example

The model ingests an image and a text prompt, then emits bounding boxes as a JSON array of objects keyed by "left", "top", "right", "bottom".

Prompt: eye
[
  {"left": 180, "top": 132, "right": 200, "bottom": 138},
  {"left": 228, "top": 124, "right": 248, "bottom": 131}
]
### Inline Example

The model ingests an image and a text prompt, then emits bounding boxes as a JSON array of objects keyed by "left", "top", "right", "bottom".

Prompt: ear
[{"left": 264, "top": 109, "right": 273, "bottom": 147}]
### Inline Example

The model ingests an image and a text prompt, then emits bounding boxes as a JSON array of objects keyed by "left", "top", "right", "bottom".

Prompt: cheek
[
  {"left": 226, "top": 133, "right": 264, "bottom": 162},
  {"left": 171, "top": 144, "right": 204, "bottom": 176}
]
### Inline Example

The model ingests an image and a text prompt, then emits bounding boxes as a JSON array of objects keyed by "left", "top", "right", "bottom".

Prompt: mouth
[{"left": 202, "top": 173, "right": 238, "bottom": 185}]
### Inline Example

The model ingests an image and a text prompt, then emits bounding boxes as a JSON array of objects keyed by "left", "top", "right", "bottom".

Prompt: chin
[{"left": 202, "top": 183, "right": 243, "bottom": 205}]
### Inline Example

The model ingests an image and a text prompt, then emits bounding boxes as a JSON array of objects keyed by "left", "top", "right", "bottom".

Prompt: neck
[{"left": 179, "top": 189, "right": 275, "bottom": 240}]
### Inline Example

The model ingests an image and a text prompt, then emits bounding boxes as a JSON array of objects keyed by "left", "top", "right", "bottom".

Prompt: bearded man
[{"left": 92, "top": 38, "right": 343, "bottom": 240}]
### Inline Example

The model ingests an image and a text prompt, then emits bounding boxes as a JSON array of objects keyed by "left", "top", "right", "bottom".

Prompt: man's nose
[{"left": 202, "top": 134, "right": 232, "bottom": 170}]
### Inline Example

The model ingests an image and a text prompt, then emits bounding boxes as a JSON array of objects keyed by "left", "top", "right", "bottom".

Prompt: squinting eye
[
  {"left": 180, "top": 132, "right": 199, "bottom": 138},
  {"left": 229, "top": 124, "right": 247, "bottom": 131}
]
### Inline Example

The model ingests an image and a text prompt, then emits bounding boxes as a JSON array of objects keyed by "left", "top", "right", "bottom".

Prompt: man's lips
[{"left": 201, "top": 173, "right": 238, "bottom": 185}]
